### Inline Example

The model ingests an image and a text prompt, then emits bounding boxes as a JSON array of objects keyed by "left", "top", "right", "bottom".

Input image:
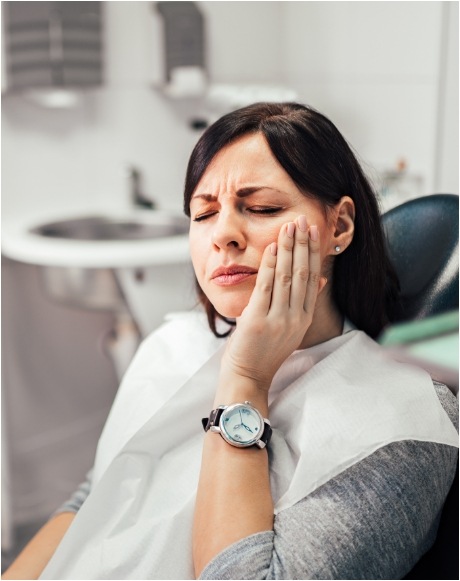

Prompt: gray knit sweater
[{"left": 57, "top": 382, "right": 458, "bottom": 580}]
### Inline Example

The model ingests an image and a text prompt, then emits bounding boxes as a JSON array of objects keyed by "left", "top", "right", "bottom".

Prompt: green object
[
  {"left": 406, "top": 333, "right": 459, "bottom": 371},
  {"left": 379, "top": 310, "right": 459, "bottom": 373},
  {"left": 379, "top": 311, "right": 459, "bottom": 346}
]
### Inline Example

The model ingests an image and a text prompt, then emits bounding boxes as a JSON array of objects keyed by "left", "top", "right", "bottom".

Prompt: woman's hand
[{"left": 220, "top": 215, "right": 326, "bottom": 393}]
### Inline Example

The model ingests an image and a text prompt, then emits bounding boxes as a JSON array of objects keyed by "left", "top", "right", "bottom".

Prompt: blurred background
[{"left": 1, "top": 0, "right": 459, "bottom": 569}]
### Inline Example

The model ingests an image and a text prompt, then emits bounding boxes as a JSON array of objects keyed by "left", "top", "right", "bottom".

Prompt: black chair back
[
  {"left": 382, "top": 194, "right": 459, "bottom": 321},
  {"left": 382, "top": 194, "right": 459, "bottom": 580}
]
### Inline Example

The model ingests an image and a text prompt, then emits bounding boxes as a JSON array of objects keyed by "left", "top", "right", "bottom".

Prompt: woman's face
[{"left": 189, "top": 133, "right": 334, "bottom": 319}]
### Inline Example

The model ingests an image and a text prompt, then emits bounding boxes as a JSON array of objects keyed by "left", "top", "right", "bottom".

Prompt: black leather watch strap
[
  {"left": 201, "top": 408, "right": 224, "bottom": 432},
  {"left": 261, "top": 422, "right": 272, "bottom": 447}
]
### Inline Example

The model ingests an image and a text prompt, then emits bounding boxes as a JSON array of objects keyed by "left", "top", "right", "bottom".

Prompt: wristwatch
[{"left": 202, "top": 401, "right": 272, "bottom": 449}]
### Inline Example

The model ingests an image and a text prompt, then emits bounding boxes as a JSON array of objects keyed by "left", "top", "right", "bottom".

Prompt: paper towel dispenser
[
  {"left": 3, "top": 1, "right": 103, "bottom": 92},
  {"left": 156, "top": 1, "right": 207, "bottom": 98}
]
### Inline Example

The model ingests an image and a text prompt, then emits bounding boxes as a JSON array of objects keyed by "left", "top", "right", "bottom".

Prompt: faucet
[{"left": 129, "top": 167, "right": 156, "bottom": 209}]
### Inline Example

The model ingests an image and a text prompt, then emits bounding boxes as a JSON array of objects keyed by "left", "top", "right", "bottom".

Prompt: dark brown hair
[{"left": 183, "top": 102, "right": 400, "bottom": 339}]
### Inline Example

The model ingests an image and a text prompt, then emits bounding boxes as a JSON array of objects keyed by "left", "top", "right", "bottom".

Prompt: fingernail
[
  {"left": 270, "top": 242, "right": 277, "bottom": 256},
  {"left": 310, "top": 225, "right": 318, "bottom": 241},
  {"left": 287, "top": 222, "right": 295, "bottom": 238},
  {"left": 298, "top": 215, "right": 307, "bottom": 232}
]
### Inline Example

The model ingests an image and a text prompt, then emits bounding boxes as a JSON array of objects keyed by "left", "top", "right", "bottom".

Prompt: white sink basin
[
  {"left": 2, "top": 210, "right": 191, "bottom": 268},
  {"left": 30, "top": 214, "right": 189, "bottom": 241}
]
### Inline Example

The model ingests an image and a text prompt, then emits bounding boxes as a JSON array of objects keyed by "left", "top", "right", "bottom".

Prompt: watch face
[{"left": 220, "top": 403, "right": 264, "bottom": 447}]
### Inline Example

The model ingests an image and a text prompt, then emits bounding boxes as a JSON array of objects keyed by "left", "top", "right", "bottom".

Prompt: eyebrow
[{"left": 191, "top": 186, "right": 286, "bottom": 202}]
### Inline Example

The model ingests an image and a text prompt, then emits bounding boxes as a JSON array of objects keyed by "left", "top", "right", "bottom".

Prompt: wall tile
[{"left": 284, "top": 1, "right": 442, "bottom": 80}]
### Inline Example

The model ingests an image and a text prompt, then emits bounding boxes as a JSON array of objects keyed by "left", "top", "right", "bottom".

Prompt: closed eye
[
  {"left": 248, "top": 207, "right": 283, "bottom": 215},
  {"left": 192, "top": 207, "right": 283, "bottom": 222},
  {"left": 193, "top": 212, "right": 217, "bottom": 222}
]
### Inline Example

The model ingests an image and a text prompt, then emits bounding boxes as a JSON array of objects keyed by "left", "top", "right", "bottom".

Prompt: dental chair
[
  {"left": 383, "top": 194, "right": 458, "bottom": 322},
  {"left": 381, "top": 193, "right": 459, "bottom": 580}
]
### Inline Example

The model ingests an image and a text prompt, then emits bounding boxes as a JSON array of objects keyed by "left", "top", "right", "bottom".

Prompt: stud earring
[{"left": 335, "top": 246, "right": 341, "bottom": 252}]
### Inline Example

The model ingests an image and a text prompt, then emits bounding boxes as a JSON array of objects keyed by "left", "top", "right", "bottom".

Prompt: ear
[{"left": 328, "top": 196, "right": 355, "bottom": 255}]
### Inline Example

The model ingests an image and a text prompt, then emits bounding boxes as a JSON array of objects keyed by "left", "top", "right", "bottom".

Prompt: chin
[
  {"left": 210, "top": 290, "right": 251, "bottom": 320},
  {"left": 213, "top": 301, "right": 246, "bottom": 319}
]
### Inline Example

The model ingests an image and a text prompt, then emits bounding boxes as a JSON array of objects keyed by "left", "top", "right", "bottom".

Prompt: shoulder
[{"left": 270, "top": 380, "right": 458, "bottom": 579}]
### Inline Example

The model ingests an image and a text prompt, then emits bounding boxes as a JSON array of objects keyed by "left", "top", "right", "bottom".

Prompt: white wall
[
  {"left": 436, "top": 1, "right": 459, "bottom": 192},
  {"left": 283, "top": 1, "right": 451, "bottom": 194}
]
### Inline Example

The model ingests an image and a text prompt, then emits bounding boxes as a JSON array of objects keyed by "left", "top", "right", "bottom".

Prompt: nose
[{"left": 212, "top": 209, "right": 246, "bottom": 251}]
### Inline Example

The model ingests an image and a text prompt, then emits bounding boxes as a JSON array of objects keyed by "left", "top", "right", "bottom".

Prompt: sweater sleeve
[
  {"left": 199, "top": 383, "right": 458, "bottom": 580},
  {"left": 52, "top": 468, "right": 93, "bottom": 517}
]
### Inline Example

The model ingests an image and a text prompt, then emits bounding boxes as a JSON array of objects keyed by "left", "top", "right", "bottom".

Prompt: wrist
[{"left": 214, "top": 373, "right": 270, "bottom": 416}]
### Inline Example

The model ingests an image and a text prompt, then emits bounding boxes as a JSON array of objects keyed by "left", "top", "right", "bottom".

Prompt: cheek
[
  {"left": 189, "top": 232, "right": 207, "bottom": 278},
  {"left": 249, "top": 221, "right": 282, "bottom": 251}
]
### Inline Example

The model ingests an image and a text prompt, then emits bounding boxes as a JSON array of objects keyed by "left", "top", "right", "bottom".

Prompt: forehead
[{"left": 193, "top": 133, "right": 298, "bottom": 195}]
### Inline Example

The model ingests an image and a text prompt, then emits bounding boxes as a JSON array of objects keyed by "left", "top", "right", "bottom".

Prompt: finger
[
  {"left": 245, "top": 241, "right": 277, "bottom": 316},
  {"left": 270, "top": 222, "right": 295, "bottom": 314},
  {"left": 303, "top": 225, "right": 322, "bottom": 314},
  {"left": 290, "top": 215, "right": 310, "bottom": 310}
]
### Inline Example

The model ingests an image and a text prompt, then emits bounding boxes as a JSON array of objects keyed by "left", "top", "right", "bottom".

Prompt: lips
[{"left": 211, "top": 265, "right": 258, "bottom": 286}]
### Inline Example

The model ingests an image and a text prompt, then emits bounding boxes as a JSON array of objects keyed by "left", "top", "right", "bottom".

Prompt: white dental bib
[{"left": 40, "top": 312, "right": 459, "bottom": 580}]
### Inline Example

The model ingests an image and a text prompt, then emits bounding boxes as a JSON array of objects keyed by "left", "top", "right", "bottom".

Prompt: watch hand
[{"left": 242, "top": 424, "right": 253, "bottom": 433}]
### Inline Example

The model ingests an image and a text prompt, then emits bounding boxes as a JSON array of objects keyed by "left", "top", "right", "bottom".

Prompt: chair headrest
[{"left": 382, "top": 194, "right": 459, "bottom": 322}]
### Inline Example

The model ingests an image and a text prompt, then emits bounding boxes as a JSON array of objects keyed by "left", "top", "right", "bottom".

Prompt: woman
[{"left": 4, "top": 103, "right": 458, "bottom": 580}]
